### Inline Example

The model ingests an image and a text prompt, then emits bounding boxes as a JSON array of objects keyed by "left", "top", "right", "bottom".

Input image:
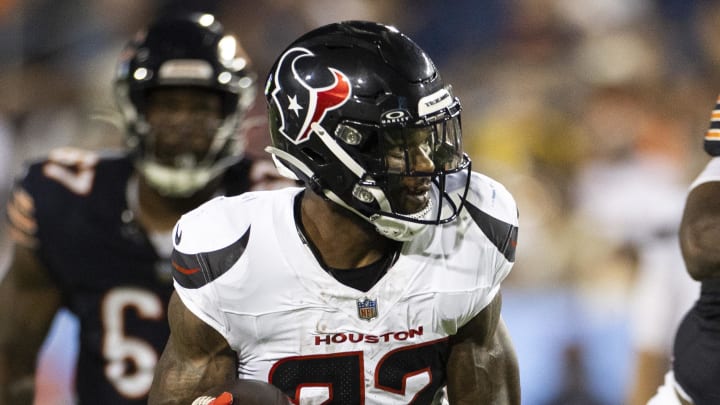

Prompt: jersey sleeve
[
  {"left": 436, "top": 171, "right": 519, "bottom": 331},
  {"left": 466, "top": 171, "right": 519, "bottom": 267},
  {"left": 171, "top": 194, "right": 256, "bottom": 337},
  {"left": 470, "top": 172, "right": 518, "bottom": 318},
  {"left": 6, "top": 147, "right": 110, "bottom": 250}
]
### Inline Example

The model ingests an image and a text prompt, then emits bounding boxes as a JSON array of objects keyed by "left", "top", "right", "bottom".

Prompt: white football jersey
[
  {"left": 690, "top": 156, "right": 720, "bottom": 189},
  {"left": 171, "top": 171, "right": 518, "bottom": 405}
]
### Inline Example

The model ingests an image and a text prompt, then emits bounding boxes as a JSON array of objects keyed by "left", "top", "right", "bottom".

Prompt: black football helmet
[
  {"left": 114, "top": 12, "right": 256, "bottom": 196},
  {"left": 264, "top": 21, "right": 471, "bottom": 241}
]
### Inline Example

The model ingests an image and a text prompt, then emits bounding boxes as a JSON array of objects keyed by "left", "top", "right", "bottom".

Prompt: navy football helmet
[
  {"left": 264, "top": 21, "right": 471, "bottom": 241},
  {"left": 705, "top": 95, "right": 720, "bottom": 156},
  {"left": 114, "top": 12, "right": 255, "bottom": 196}
]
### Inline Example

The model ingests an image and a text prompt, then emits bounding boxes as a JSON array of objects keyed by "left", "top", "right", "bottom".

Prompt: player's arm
[
  {"left": 0, "top": 244, "right": 62, "bottom": 405},
  {"left": 148, "top": 291, "right": 237, "bottom": 405},
  {"left": 445, "top": 293, "right": 520, "bottom": 405},
  {"left": 679, "top": 181, "right": 720, "bottom": 280}
]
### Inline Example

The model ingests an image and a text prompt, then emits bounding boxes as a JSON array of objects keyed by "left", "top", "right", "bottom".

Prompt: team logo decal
[
  {"left": 268, "top": 47, "right": 351, "bottom": 144},
  {"left": 357, "top": 297, "right": 378, "bottom": 321}
]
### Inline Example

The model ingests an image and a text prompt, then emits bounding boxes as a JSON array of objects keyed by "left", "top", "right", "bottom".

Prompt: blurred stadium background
[{"left": 1, "top": 0, "right": 718, "bottom": 404}]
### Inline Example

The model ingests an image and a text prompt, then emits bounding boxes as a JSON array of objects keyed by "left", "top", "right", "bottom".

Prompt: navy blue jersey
[
  {"left": 9, "top": 147, "right": 252, "bottom": 404},
  {"left": 673, "top": 280, "right": 720, "bottom": 405}
]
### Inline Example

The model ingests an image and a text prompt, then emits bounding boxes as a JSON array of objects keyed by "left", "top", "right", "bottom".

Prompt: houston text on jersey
[{"left": 313, "top": 326, "right": 424, "bottom": 346}]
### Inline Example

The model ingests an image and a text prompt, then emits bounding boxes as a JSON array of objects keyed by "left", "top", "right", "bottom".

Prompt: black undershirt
[{"left": 293, "top": 192, "right": 400, "bottom": 292}]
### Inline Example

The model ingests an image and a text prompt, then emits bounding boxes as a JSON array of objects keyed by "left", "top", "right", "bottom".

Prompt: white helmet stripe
[
  {"left": 264, "top": 146, "right": 311, "bottom": 180},
  {"left": 311, "top": 122, "right": 365, "bottom": 178}
]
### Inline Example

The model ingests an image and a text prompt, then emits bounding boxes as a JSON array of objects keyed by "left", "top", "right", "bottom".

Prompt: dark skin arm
[
  {"left": 446, "top": 293, "right": 521, "bottom": 405},
  {"left": 679, "top": 181, "right": 720, "bottom": 281},
  {"left": 0, "top": 244, "right": 62, "bottom": 405},
  {"left": 626, "top": 350, "right": 670, "bottom": 405},
  {"left": 148, "top": 291, "right": 237, "bottom": 405}
]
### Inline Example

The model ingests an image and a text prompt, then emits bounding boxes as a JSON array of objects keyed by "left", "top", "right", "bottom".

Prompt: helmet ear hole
[{"left": 302, "top": 147, "right": 328, "bottom": 165}]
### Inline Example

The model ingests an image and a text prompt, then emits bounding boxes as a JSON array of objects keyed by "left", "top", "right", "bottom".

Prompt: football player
[
  {"left": 149, "top": 21, "right": 521, "bottom": 405},
  {"left": 0, "top": 12, "right": 281, "bottom": 405},
  {"left": 647, "top": 96, "right": 720, "bottom": 405}
]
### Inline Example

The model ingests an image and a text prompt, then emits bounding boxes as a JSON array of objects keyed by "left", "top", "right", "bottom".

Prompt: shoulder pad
[
  {"left": 464, "top": 172, "right": 519, "bottom": 262},
  {"left": 171, "top": 194, "right": 257, "bottom": 288},
  {"left": 171, "top": 225, "right": 251, "bottom": 289}
]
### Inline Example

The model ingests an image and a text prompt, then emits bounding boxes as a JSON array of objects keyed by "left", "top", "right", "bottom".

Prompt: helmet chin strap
[
  {"left": 140, "top": 162, "right": 213, "bottom": 197},
  {"left": 369, "top": 214, "right": 429, "bottom": 241},
  {"left": 264, "top": 146, "right": 304, "bottom": 180},
  {"left": 308, "top": 123, "right": 431, "bottom": 240},
  {"left": 138, "top": 157, "right": 236, "bottom": 197},
  {"left": 266, "top": 139, "right": 433, "bottom": 241},
  {"left": 323, "top": 189, "right": 429, "bottom": 242}
]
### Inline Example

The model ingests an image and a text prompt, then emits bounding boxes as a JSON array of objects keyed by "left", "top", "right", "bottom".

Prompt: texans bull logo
[{"left": 268, "top": 47, "right": 351, "bottom": 144}]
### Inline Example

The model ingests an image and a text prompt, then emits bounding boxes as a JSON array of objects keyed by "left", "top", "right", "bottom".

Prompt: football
[{"left": 202, "top": 379, "right": 291, "bottom": 405}]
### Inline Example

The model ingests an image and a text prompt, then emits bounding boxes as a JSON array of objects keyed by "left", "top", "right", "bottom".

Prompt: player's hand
[
  {"left": 193, "top": 379, "right": 291, "bottom": 405},
  {"left": 192, "top": 392, "right": 233, "bottom": 405},
  {"left": 192, "top": 391, "right": 233, "bottom": 405},
  {"left": 209, "top": 392, "right": 233, "bottom": 405}
]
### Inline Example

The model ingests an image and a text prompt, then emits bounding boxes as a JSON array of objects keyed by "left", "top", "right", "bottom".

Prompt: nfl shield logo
[{"left": 356, "top": 297, "right": 378, "bottom": 321}]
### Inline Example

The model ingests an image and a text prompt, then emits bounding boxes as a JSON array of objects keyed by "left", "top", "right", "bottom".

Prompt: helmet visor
[
  {"left": 336, "top": 114, "right": 469, "bottom": 220},
  {"left": 381, "top": 115, "right": 463, "bottom": 175},
  {"left": 334, "top": 114, "right": 464, "bottom": 177}
]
